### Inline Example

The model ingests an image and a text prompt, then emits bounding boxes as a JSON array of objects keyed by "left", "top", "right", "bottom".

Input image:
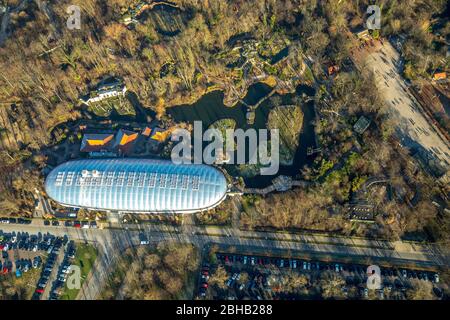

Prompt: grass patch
[
  {"left": 208, "top": 118, "right": 237, "bottom": 151},
  {"left": 59, "top": 244, "right": 98, "bottom": 300},
  {"left": 88, "top": 96, "right": 135, "bottom": 117},
  {"left": 267, "top": 105, "right": 303, "bottom": 165},
  {"left": 0, "top": 267, "right": 41, "bottom": 300}
]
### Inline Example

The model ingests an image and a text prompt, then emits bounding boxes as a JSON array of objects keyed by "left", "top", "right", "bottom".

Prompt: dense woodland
[
  {"left": 100, "top": 243, "right": 199, "bottom": 299},
  {"left": 0, "top": 0, "right": 449, "bottom": 241}
]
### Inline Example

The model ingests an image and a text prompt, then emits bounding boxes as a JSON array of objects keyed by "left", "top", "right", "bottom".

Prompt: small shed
[{"left": 353, "top": 116, "right": 371, "bottom": 134}]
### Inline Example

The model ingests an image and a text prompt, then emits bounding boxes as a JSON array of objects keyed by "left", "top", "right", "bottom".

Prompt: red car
[
  {"left": 73, "top": 223, "right": 81, "bottom": 228},
  {"left": 35, "top": 289, "right": 44, "bottom": 294},
  {"left": 201, "top": 283, "right": 208, "bottom": 289}
]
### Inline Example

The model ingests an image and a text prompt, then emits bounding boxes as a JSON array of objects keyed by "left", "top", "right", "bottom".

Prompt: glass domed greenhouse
[{"left": 45, "top": 158, "right": 228, "bottom": 213}]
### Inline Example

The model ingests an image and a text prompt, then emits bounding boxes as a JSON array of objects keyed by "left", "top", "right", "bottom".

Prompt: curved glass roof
[{"left": 45, "top": 158, "right": 228, "bottom": 213}]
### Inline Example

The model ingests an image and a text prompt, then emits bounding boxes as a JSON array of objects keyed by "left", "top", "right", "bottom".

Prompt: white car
[
  {"left": 335, "top": 264, "right": 340, "bottom": 272},
  {"left": 250, "top": 257, "right": 255, "bottom": 265},
  {"left": 303, "top": 262, "right": 307, "bottom": 270},
  {"left": 292, "top": 260, "right": 297, "bottom": 269},
  {"left": 11, "top": 236, "right": 17, "bottom": 243}
]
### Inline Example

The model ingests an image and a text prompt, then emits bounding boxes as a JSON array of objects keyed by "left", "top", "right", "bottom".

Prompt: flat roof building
[
  {"left": 353, "top": 116, "right": 371, "bottom": 134},
  {"left": 45, "top": 158, "right": 228, "bottom": 213}
]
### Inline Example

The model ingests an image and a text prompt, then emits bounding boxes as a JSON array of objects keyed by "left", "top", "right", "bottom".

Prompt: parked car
[
  {"left": 65, "top": 221, "right": 74, "bottom": 227},
  {"left": 292, "top": 260, "right": 297, "bottom": 269},
  {"left": 139, "top": 234, "right": 149, "bottom": 245}
]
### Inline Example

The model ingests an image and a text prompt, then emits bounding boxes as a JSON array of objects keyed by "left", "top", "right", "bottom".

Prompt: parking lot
[
  {"left": 45, "top": 240, "right": 77, "bottom": 300},
  {"left": 0, "top": 229, "right": 77, "bottom": 300},
  {"left": 197, "top": 253, "right": 442, "bottom": 300},
  {"left": 1, "top": 216, "right": 98, "bottom": 230}
]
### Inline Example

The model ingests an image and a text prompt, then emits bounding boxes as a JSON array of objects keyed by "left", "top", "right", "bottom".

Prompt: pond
[
  {"left": 59, "top": 83, "right": 317, "bottom": 189},
  {"left": 167, "top": 83, "right": 318, "bottom": 188}
]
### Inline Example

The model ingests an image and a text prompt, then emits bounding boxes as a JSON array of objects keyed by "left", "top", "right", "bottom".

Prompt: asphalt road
[{"left": 1, "top": 221, "right": 449, "bottom": 299}]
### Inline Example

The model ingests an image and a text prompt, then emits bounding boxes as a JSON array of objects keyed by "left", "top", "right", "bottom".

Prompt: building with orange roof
[
  {"left": 115, "top": 129, "right": 139, "bottom": 154},
  {"left": 80, "top": 134, "right": 114, "bottom": 152},
  {"left": 142, "top": 127, "right": 152, "bottom": 136},
  {"left": 433, "top": 72, "right": 447, "bottom": 81},
  {"left": 150, "top": 128, "right": 168, "bottom": 143},
  {"left": 328, "top": 65, "right": 340, "bottom": 76}
]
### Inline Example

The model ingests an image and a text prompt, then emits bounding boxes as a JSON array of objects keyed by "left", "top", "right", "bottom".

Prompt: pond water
[
  {"left": 54, "top": 81, "right": 316, "bottom": 188},
  {"left": 167, "top": 83, "right": 318, "bottom": 188}
]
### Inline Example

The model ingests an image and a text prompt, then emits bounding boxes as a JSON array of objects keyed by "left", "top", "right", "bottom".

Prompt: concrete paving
[{"left": 358, "top": 41, "right": 450, "bottom": 171}]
